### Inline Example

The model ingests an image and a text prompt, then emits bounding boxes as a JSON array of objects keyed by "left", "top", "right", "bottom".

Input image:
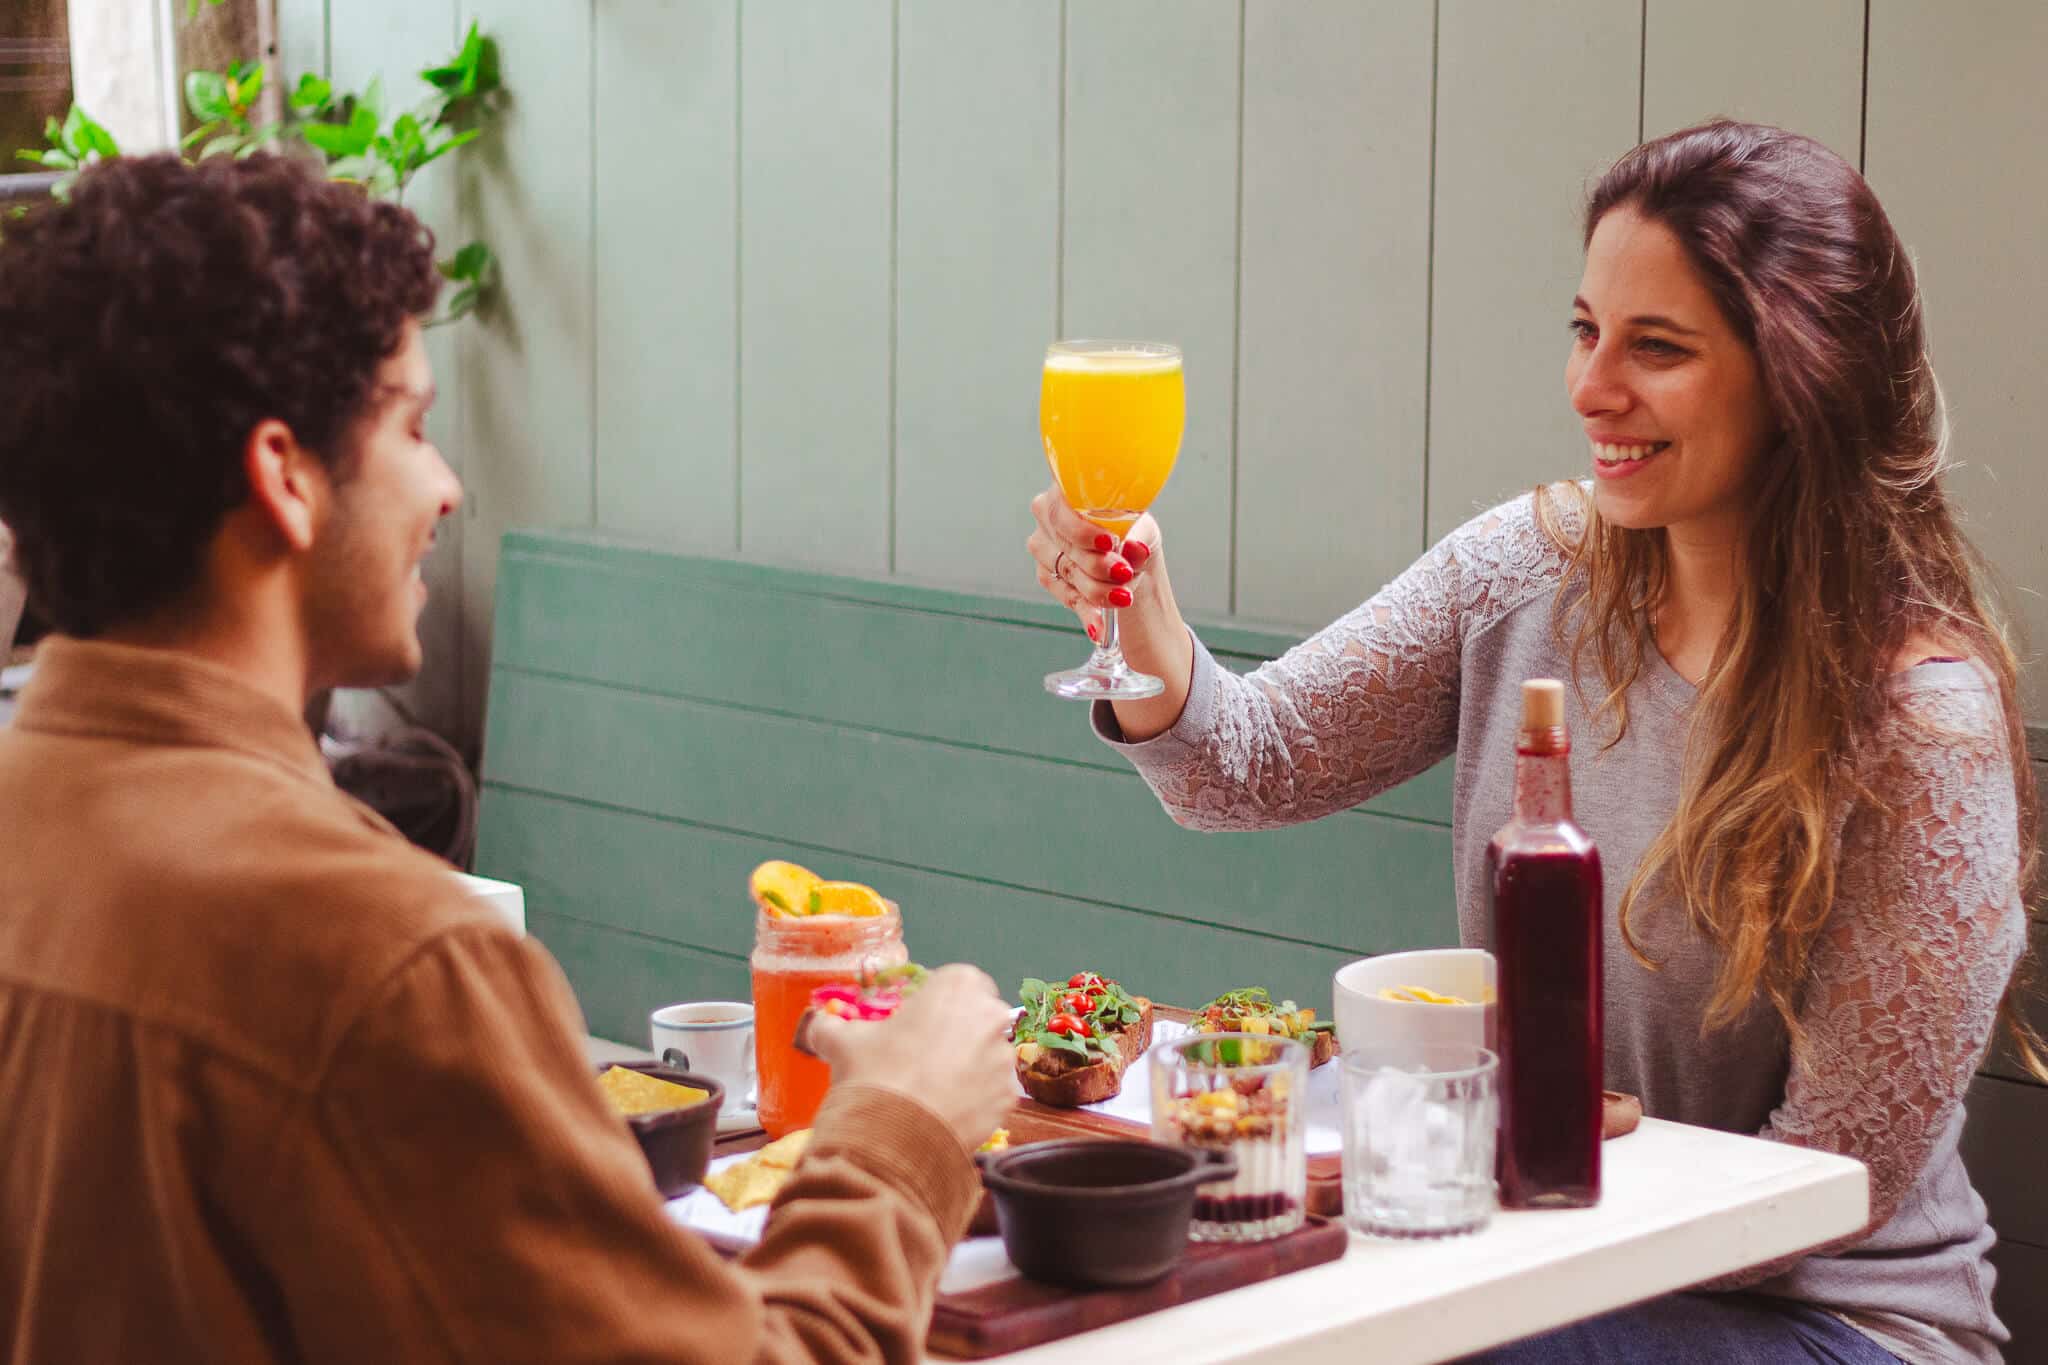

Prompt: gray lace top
[{"left": 1096, "top": 493, "right": 2025, "bottom": 1364}]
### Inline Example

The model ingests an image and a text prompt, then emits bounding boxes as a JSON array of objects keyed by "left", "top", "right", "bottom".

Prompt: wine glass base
[{"left": 1044, "top": 662, "right": 1165, "bottom": 701}]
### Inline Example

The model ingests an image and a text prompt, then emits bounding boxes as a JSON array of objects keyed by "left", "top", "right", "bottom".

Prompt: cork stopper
[{"left": 1520, "top": 678, "right": 1564, "bottom": 729}]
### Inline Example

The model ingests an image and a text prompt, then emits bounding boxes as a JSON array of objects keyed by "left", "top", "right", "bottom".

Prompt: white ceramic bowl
[{"left": 1332, "top": 948, "right": 1496, "bottom": 1062}]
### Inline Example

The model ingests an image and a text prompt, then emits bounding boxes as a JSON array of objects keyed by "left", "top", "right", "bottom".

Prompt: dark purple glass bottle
[{"left": 1486, "top": 678, "right": 1603, "bottom": 1208}]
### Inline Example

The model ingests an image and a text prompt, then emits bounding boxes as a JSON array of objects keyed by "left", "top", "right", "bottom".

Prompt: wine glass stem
[{"left": 1095, "top": 604, "right": 1125, "bottom": 668}]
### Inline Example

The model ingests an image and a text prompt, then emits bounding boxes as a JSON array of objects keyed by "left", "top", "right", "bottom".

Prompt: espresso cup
[{"left": 650, "top": 1002, "right": 755, "bottom": 1111}]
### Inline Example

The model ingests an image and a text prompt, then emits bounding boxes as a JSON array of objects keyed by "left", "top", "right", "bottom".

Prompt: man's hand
[{"left": 806, "top": 964, "right": 1016, "bottom": 1150}]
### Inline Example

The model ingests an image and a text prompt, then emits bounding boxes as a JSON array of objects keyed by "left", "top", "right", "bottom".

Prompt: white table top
[{"left": 946, "top": 1117, "right": 1867, "bottom": 1365}]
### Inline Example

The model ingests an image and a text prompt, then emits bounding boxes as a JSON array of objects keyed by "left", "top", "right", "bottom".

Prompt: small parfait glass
[{"left": 1149, "top": 1032, "right": 1309, "bottom": 1242}]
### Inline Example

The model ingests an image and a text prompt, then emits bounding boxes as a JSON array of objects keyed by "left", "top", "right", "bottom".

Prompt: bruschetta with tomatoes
[{"left": 1012, "top": 972, "right": 1153, "bottom": 1107}]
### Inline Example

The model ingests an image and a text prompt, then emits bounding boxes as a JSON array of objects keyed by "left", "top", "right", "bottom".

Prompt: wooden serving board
[{"left": 928, "top": 1216, "right": 1348, "bottom": 1359}]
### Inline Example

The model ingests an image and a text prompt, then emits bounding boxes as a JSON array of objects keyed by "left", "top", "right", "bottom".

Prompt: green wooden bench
[
  {"left": 473, "top": 528, "right": 1456, "bottom": 1044},
  {"left": 474, "top": 526, "right": 2044, "bottom": 1345}
]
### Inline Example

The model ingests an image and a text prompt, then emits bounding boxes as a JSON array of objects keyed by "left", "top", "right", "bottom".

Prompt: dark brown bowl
[
  {"left": 978, "top": 1139, "right": 1237, "bottom": 1289},
  {"left": 597, "top": 1062, "right": 725, "bottom": 1198}
]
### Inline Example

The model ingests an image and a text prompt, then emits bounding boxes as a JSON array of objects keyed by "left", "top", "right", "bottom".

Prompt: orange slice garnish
[{"left": 808, "top": 881, "right": 893, "bottom": 917}]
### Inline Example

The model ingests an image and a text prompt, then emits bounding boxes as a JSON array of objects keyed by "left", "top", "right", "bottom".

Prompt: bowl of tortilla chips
[{"left": 595, "top": 1061, "right": 725, "bottom": 1197}]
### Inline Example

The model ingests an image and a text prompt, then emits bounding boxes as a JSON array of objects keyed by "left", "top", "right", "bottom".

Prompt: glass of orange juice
[
  {"left": 1039, "top": 340, "right": 1186, "bottom": 699},
  {"left": 749, "top": 903, "right": 907, "bottom": 1138}
]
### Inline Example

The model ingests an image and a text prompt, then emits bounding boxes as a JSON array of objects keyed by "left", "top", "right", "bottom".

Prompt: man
[{"left": 0, "top": 153, "right": 1016, "bottom": 1363}]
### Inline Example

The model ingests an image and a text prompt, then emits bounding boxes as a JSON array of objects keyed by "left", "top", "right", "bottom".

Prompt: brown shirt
[{"left": 0, "top": 639, "right": 979, "bottom": 1364}]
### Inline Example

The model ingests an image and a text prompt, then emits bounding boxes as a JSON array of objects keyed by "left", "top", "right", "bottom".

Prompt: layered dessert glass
[{"left": 1150, "top": 1032, "right": 1309, "bottom": 1242}]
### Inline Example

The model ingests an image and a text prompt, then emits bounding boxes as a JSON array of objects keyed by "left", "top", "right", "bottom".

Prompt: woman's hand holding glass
[
  {"left": 1027, "top": 489, "right": 1192, "bottom": 741},
  {"left": 1027, "top": 490, "right": 1160, "bottom": 636}
]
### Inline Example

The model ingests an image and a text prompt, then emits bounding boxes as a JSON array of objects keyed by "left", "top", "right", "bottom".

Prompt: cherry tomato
[
  {"left": 1059, "top": 991, "right": 1093, "bottom": 1015},
  {"left": 1047, "top": 1013, "right": 1082, "bottom": 1036},
  {"left": 1074, "top": 1019, "right": 1093, "bottom": 1038},
  {"left": 1067, "top": 972, "right": 1108, "bottom": 991}
]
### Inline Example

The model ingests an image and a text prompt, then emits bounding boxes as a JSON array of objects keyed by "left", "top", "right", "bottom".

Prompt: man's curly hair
[{"left": 0, "top": 153, "right": 440, "bottom": 637}]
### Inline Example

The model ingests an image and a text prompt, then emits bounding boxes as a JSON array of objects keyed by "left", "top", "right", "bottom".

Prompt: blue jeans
[{"left": 1460, "top": 1293, "right": 1903, "bottom": 1363}]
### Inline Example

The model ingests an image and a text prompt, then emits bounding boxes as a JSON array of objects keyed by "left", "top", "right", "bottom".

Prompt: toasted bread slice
[
  {"left": 1015, "top": 1001, "right": 1151, "bottom": 1108},
  {"left": 1017, "top": 1050, "right": 1125, "bottom": 1106}
]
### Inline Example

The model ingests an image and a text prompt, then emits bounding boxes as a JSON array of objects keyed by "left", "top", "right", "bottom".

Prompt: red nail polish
[
  {"left": 1124, "top": 540, "right": 1150, "bottom": 565},
  {"left": 1093, "top": 533, "right": 1115, "bottom": 553},
  {"left": 1087, "top": 623, "right": 1099, "bottom": 641},
  {"left": 1109, "top": 560, "right": 1134, "bottom": 585},
  {"left": 1109, "top": 587, "right": 1133, "bottom": 608}
]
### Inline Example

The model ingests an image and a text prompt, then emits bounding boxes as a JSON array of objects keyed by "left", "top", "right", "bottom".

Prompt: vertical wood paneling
[
  {"left": 736, "top": 0, "right": 893, "bottom": 574},
  {"left": 593, "top": 0, "right": 737, "bottom": 551},
  {"left": 1866, "top": 1, "right": 2048, "bottom": 711},
  {"left": 1235, "top": 0, "right": 1433, "bottom": 626},
  {"left": 275, "top": 0, "right": 326, "bottom": 85},
  {"left": 1062, "top": 1, "right": 1240, "bottom": 615},
  {"left": 1642, "top": 0, "right": 1862, "bottom": 161},
  {"left": 1427, "top": 0, "right": 1641, "bottom": 541},
  {"left": 893, "top": 1, "right": 1060, "bottom": 596},
  {"left": 330, "top": 1, "right": 467, "bottom": 740},
  {"left": 456, "top": 0, "right": 596, "bottom": 743}
]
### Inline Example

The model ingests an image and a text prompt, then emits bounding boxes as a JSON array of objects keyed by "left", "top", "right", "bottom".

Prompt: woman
[{"left": 1028, "top": 120, "right": 2036, "bottom": 1363}]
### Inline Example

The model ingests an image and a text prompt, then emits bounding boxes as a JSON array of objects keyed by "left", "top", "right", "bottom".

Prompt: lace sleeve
[
  {"left": 1703, "top": 675, "right": 2029, "bottom": 1289},
  {"left": 1106, "top": 495, "right": 1568, "bottom": 831}
]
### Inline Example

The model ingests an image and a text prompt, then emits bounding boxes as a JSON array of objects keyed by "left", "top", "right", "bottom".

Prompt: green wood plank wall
[
  {"left": 892, "top": 1, "right": 1060, "bottom": 594},
  {"left": 1234, "top": 1, "right": 1433, "bottom": 626},
  {"left": 1424, "top": 0, "right": 1640, "bottom": 542},
  {"left": 282, "top": 1, "right": 2048, "bottom": 747},
  {"left": 592, "top": 0, "right": 738, "bottom": 555}
]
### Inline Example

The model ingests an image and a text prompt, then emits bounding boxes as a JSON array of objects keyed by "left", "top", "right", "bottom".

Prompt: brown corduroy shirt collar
[{"left": 14, "top": 636, "right": 331, "bottom": 788}]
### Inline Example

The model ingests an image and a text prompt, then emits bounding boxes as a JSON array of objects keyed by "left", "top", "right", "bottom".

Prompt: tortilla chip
[
  {"left": 756, "top": 1128, "right": 813, "bottom": 1169},
  {"left": 705, "top": 1159, "right": 792, "bottom": 1213},
  {"left": 596, "top": 1066, "right": 709, "bottom": 1117}
]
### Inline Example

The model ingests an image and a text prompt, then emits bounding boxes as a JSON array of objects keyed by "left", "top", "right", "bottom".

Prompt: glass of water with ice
[{"left": 1340, "top": 1043, "right": 1498, "bottom": 1238}]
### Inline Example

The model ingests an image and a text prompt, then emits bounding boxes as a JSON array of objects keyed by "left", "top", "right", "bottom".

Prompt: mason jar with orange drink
[{"left": 748, "top": 861, "right": 908, "bottom": 1138}]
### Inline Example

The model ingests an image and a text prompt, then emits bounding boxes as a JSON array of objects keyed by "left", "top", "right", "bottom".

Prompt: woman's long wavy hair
[{"left": 1536, "top": 119, "right": 2041, "bottom": 1070}]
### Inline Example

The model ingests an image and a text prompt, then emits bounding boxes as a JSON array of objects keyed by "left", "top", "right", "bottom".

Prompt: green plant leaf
[
  {"left": 43, "top": 115, "right": 62, "bottom": 144},
  {"left": 186, "top": 71, "right": 232, "bottom": 124},
  {"left": 180, "top": 120, "right": 221, "bottom": 151},
  {"left": 38, "top": 149, "right": 78, "bottom": 169},
  {"left": 231, "top": 62, "right": 264, "bottom": 111},
  {"left": 359, "top": 75, "right": 386, "bottom": 123},
  {"left": 302, "top": 104, "right": 378, "bottom": 158},
  {"left": 61, "top": 105, "right": 85, "bottom": 155},
  {"left": 79, "top": 120, "right": 119, "bottom": 159},
  {"left": 289, "top": 74, "right": 332, "bottom": 113},
  {"left": 200, "top": 132, "right": 243, "bottom": 160}
]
